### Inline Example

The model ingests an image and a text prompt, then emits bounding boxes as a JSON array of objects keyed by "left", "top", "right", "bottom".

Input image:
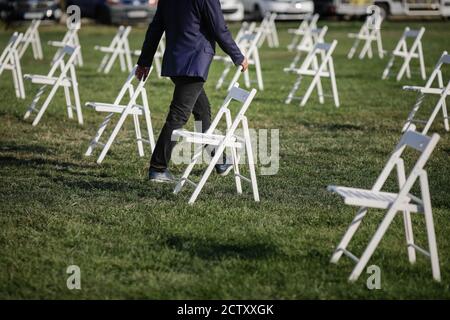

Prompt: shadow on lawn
[
  {"left": 0, "top": 155, "right": 95, "bottom": 170},
  {"left": 165, "top": 234, "right": 277, "bottom": 261},
  {"left": 0, "top": 142, "right": 55, "bottom": 155}
]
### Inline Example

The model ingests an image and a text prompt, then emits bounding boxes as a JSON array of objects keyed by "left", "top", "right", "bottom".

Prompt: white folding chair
[
  {"left": 0, "top": 32, "right": 25, "bottom": 99},
  {"left": 287, "top": 13, "right": 319, "bottom": 52},
  {"left": 215, "top": 30, "right": 264, "bottom": 91},
  {"left": 133, "top": 34, "right": 165, "bottom": 79},
  {"left": 23, "top": 45, "right": 82, "bottom": 126},
  {"left": 85, "top": 66, "right": 155, "bottom": 164},
  {"left": 18, "top": 19, "right": 43, "bottom": 60},
  {"left": 347, "top": 16, "right": 384, "bottom": 60},
  {"left": 402, "top": 51, "right": 449, "bottom": 134},
  {"left": 96, "top": 26, "right": 133, "bottom": 74},
  {"left": 258, "top": 12, "right": 279, "bottom": 48},
  {"left": 382, "top": 27, "right": 426, "bottom": 81},
  {"left": 285, "top": 26, "right": 328, "bottom": 71},
  {"left": 48, "top": 23, "right": 83, "bottom": 67},
  {"left": 285, "top": 40, "right": 339, "bottom": 108},
  {"left": 172, "top": 84, "right": 259, "bottom": 204},
  {"left": 328, "top": 127, "right": 441, "bottom": 282}
]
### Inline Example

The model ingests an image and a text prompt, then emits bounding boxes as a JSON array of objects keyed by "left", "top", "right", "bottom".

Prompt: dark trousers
[{"left": 150, "top": 76, "right": 211, "bottom": 170}]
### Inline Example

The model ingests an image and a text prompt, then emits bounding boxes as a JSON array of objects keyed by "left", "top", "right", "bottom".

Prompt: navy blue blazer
[{"left": 137, "top": 0, "right": 244, "bottom": 81}]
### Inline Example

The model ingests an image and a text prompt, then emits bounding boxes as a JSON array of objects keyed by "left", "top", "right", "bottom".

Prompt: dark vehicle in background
[
  {"left": 0, "top": 0, "right": 62, "bottom": 22},
  {"left": 314, "top": 0, "right": 337, "bottom": 16},
  {"left": 66, "top": 0, "right": 157, "bottom": 25}
]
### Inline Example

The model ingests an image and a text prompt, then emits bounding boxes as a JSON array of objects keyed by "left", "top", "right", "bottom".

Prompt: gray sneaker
[
  {"left": 215, "top": 155, "right": 234, "bottom": 176},
  {"left": 148, "top": 168, "right": 174, "bottom": 183}
]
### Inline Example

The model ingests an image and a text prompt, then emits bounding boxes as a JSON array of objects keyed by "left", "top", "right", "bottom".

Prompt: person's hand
[
  {"left": 240, "top": 57, "right": 249, "bottom": 73},
  {"left": 135, "top": 65, "right": 151, "bottom": 81}
]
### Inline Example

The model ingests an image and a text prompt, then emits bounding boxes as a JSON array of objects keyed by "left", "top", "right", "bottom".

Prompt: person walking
[{"left": 135, "top": 0, "right": 248, "bottom": 182}]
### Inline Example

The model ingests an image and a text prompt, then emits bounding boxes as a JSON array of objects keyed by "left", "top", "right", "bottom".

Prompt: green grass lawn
[{"left": 0, "top": 20, "right": 449, "bottom": 299}]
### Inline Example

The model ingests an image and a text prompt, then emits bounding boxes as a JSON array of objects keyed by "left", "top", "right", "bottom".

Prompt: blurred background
[{"left": 0, "top": 0, "right": 449, "bottom": 27}]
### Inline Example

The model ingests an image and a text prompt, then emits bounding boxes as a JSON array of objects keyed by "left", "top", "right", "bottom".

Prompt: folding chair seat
[
  {"left": 96, "top": 26, "right": 133, "bottom": 74},
  {"left": 328, "top": 127, "right": 441, "bottom": 282},
  {"left": 48, "top": 23, "right": 83, "bottom": 67},
  {"left": 215, "top": 29, "right": 264, "bottom": 91},
  {"left": 347, "top": 15, "right": 384, "bottom": 60},
  {"left": 285, "top": 40, "right": 339, "bottom": 108},
  {"left": 382, "top": 27, "right": 426, "bottom": 81},
  {"left": 23, "top": 45, "right": 82, "bottom": 126},
  {"left": 287, "top": 13, "right": 319, "bottom": 52},
  {"left": 172, "top": 84, "right": 259, "bottom": 204},
  {"left": 18, "top": 19, "right": 43, "bottom": 60},
  {"left": 85, "top": 66, "right": 155, "bottom": 164},
  {"left": 257, "top": 13, "right": 279, "bottom": 48},
  {"left": 402, "top": 51, "right": 449, "bottom": 134},
  {"left": 285, "top": 26, "right": 328, "bottom": 72},
  {"left": 133, "top": 34, "right": 165, "bottom": 79},
  {"left": 0, "top": 32, "right": 25, "bottom": 99}
]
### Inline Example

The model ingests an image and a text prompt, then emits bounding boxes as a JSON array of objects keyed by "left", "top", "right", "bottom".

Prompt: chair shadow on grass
[{"left": 165, "top": 234, "right": 277, "bottom": 261}]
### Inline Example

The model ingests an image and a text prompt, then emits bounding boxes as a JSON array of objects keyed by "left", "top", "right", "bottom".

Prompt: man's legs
[{"left": 150, "top": 76, "right": 209, "bottom": 171}]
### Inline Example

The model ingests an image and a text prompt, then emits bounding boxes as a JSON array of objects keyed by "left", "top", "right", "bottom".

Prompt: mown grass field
[{"left": 0, "top": 19, "right": 449, "bottom": 299}]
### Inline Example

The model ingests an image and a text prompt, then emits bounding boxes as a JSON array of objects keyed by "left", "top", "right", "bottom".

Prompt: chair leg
[
  {"left": 423, "top": 96, "right": 446, "bottom": 135},
  {"left": 349, "top": 207, "right": 398, "bottom": 282},
  {"left": 285, "top": 75, "right": 302, "bottom": 104},
  {"left": 243, "top": 117, "right": 259, "bottom": 202},
  {"left": 173, "top": 145, "right": 203, "bottom": 194},
  {"left": 227, "top": 67, "right": 243, "bottom": 92},
  {"left": 330, "top": 207, "right": 368, "bottom": 264},
  {"left": 382, "top": 55, "right": 396, "bottom": 80},
  {"left": 231, "top": 146, "right": 243, "bottom": 194},
  {"left": 133, "top": 113, "right": 145, "bottom": 157},
  {"left": 24, "top": 85, "right": 47, "bottom": 119},
  {"left": 402, "top": 92, "right": 426, "bottom": 132},
  {"left": 31, "top": 83, "right": 60, "bottom": 126},
  {"left": 420, "top": 171, "right": 441, "bottom": 282},
  {"left": 437, "top": 72, "right": 449, "bottom": 131},
  {"left": 329, "top": 61, "right": 340, "bottom": 108},
  {"left": 85, "top": 113, "right": 113, "bottom": 156},
  {"left": 97, "top": 106, "right": 131, "bottom": 164},
  {"left": 254, "top": 50, "right": 264, "bottom": 91},
  {"left": 397, "top": 56, "right": 412, "bottom": 81},
  {"left": 140, "top": 88, "right": 155, "bottom": 151},
  {"left": 418, "top": 43, "right": 426, "bottom": 80},
  {"left": 70, "top": 66, "right": 83, "bottom": 125},
  {"left": 188, "top": 143, "right": 227, "bottom": 204},
  {"left": 377, "top": 32, "right": 384, "bottom": 59},
  {"left": 347, "top": 38, "right": 359, "bottom": 59},
  {"left": 216, "top": 63, "right": 232, "bottom": 90},
  {"left": 289, "top": 51, "right": 302, "bottom": 70},
  {"left": 63, "top": 85, "right": 74, "bottom": 119}
]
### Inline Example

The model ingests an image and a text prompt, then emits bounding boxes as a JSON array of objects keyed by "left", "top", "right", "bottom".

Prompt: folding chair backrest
[
  {"left": 399, "top": 26, "right": 425, "bottom": 47},
  {"left": 48, "top": 45, "right": 79, "bottom": 77},
  {"left": 236, "top": 22, "right": 256, "bottom": 43},
  {"left": 306, "top": 13, "right": 319, "bottom": 29},
  {"left": 19, "top": 19, "right": 41, "bottom": 54},
  {"left": 238, "top": 30, "right": 263, "bottom": 57},
  {"left": 208, "top": 85, "right": 257, "bottom": 135},
  {"left": 0, "top": 32, "right": 24, "bottom": 78},
  {"left": 302, "top": 40, "right": 337, "bottom": 69},
  {"left": 112, "top": 65, "right": 151, "bottom": 106},
  {"left": 362, "top": 14, "right": 383, "bottom": 33},
  {"left": 119, "top": 26, "right": 132, "bottom": 42},
  {"left": 424, "top": 51, "right": 449, "bottom": 89},
  {"left": 0, "top": 32, "right": 23, "bottom": 62},
  {"left": 373, "top": 128, "right": 440, "bottom": 193}
]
